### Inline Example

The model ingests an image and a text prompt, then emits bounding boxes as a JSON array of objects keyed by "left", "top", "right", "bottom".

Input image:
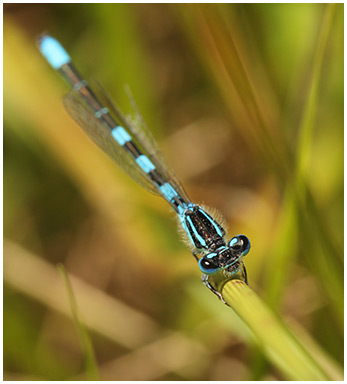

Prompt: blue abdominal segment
[
  {"left": 112, "top": 126, "right": 132, "bottom": 146},
  {"left": 159, "top": 182, "right": 178, "bottom": 201},
  {"left": 39, "top": 35, "right": 71, "bottom": 69},
  {"left": 136, "top": 155, "right": 156, "bottom": 173}
]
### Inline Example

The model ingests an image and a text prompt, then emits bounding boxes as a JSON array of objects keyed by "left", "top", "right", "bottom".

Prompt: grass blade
[
  {"left": 294, "top": 4, "right": 343, "bottom": 326},
  {"left": 57, "top": 264, "right": 99, "bottom": 380}
]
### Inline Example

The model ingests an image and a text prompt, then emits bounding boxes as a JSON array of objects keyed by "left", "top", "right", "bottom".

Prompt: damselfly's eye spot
[
  {"left": 199, "top": 256, "right": 220, "bottom": 275},
  {"left": 229, "top": 235, "right": 251, "bottom": 257}
]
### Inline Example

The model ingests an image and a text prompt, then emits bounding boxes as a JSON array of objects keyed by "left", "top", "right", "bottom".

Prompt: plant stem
[{"left": 222, "top": 279, "right": 332, "bottom": 380}]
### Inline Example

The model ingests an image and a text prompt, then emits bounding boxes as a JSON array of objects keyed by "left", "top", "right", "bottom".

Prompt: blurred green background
[{"left": 4, "top": 3, "right": 343, "bottom": 380}]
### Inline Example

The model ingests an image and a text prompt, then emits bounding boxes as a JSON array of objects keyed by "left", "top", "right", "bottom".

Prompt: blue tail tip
[{"left": 38, "top": 34, "right": 71, "bottom": 69}]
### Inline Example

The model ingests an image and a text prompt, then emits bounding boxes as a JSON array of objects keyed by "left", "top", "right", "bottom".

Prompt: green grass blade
[
  {"left": 296, "top": 4, "right": 335, "bottom": 185},
  {"left": 263, "top": 187, "right": 298, "bottom": 308},
  {"left": 294, "top": 4, "right": 343, "bottom": 326},
  {"left": 57, "top": 264, "right": 99, "bottom": 380},
  {"left": 222, "top": 280, "right": 336, "bottom": 380}
]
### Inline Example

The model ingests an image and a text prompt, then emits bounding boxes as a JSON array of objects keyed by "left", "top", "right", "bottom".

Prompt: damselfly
[{"left": 38, "top": 35, "right": 251, "bottom": 303}]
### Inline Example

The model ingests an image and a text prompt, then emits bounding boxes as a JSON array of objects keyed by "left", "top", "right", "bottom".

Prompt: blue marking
[
  {"left": 199, "top": 208, "right": 224, "bottom": 237},
  {"left": 95, "top": 107, "right": 109, "bottom": 119},
  {"left": 73, "top": 80, "right": 87, "bottom": 91},
  {"left": 229, "top": 237, "right": 238, "bottom": 247},
  {"left": 111, "top": 126, "right": 132, "bottom": 146},
  {"left": 39, "top": 35, "right": 71, "bottom": 69},
  {"left": 206, "top": 252, "right": 217, "bottom": 259},
  {"left": 180, "top": 216, "right": 195, "bottom": 245},
  {"left": 177, "top": 204, "right": 186, "bottom": 215},
  {"left": 136, "top": 155, "right": 155, "bottom": 173},
  {"left": 159, "top": 183, "right": 178, "bottom": 201},
  {"left": 186, "top": 216, "right": 206, "bottom": 247}
]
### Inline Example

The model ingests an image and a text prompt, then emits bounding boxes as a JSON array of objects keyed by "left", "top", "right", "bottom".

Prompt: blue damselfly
[{"left": 38, "top": 35, "right": 251, "bottom": 303}]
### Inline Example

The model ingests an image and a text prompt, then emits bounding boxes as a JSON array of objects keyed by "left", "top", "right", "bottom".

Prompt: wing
[
  {"left": 93, "top": 82, "right": 191, "bottom": 202},
  {"left": 63, "top": 91, "right": 159, "bottom": 194}
]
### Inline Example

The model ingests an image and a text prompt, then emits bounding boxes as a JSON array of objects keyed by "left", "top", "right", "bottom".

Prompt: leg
[
  {"left": 201, "top": 274, "right": 229, "bottom": 305},
  {"left": 240, "top": 261, "right": 248, "bottom": 285},
  {"left": 192, "top": 249, "right": 200, "bottom": 262}
]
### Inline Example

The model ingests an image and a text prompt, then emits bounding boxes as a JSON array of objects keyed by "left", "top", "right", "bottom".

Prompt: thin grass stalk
[
  {"left": 57, "top": 265, "right": 100, "bottom": 380},
  {"left": 263, "top": 187, "right": 298, "bottom": 308},
  {"left": 293, "top": 4, "right": 343, "bottom": 326},
  {"left": 296, "top": 4, "right": 336, "bottom": 187}
]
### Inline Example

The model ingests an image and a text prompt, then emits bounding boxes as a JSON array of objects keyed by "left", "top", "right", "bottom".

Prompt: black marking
[
  {"left": 185, "top": 206, "right": 226, "bottom": 250},
  {"left": 123, "top": 140, "right": 142, "bottom": 158},
  {"left": 149, "top": 169, "right": 165, "bottom": 186}
]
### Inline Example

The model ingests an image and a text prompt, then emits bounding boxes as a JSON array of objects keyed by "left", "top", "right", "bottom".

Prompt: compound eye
[
  {"left": 229, "top": 235, "right": 251, "bottom": 257},
  {"left": 198, "top": 253, "right": 219, "bottom": 275}
]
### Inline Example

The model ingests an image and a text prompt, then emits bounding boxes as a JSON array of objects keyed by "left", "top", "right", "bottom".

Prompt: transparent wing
[
  {"left": 63, "top": 91, "right": 159, "bottom": 194},
  {"left": 93, "top": 82, "right": 191, "bottom": 203}
]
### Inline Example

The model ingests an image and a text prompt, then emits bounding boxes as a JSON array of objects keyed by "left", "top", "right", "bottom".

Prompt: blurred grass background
[{"left": 3, "top": 3, "right": 343, "bottom": 380}]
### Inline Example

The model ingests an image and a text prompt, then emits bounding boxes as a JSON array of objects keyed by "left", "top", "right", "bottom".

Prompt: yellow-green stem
[{"left": 222, "top": 280, "right": 331, "bottom": 380}]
